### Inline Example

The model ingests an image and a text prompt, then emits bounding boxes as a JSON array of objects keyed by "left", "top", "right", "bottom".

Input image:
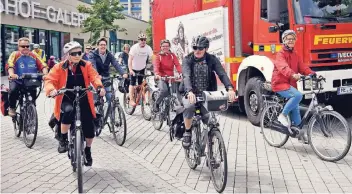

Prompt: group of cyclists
[{"left": 4, "top": 29, "right": 315, "bottom": 167}]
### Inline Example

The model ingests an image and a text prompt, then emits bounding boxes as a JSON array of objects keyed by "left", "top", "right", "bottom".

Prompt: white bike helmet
[
  {"left": 138, "top": 33, "right": 147, "bottom": 40},
  {"left": 281, "top": 30, "right": 296, "bottom": 41},
  {"left": 63, "top": 41, "right": 82, "bottom": 54}
]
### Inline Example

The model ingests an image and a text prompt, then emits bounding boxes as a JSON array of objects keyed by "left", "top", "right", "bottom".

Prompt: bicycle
[
  {"left": 50, "top": 85, "right": 96, "bottom": 193},
  {"left": 95, "top": 74, "right": 127, "bottom": 146},
  {"left": 260, "top": 75, "right": 351, "bottom": 162},
  {"left": 184, "top": 91, "right": 228, "bottom": 193},
  {"left": 123, "top": 73, "right": 153, "bottom": 120},
  {"left": 11, "top": 73, "right": 43, "bottom": 148},
  {"left": 151, "top": 75, "right": 181, "bottom": 131}
]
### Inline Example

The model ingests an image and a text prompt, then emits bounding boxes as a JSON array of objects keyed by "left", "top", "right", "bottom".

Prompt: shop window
[
  {"left": 51, "top": 31, "right": 60, "bottom": 59},
  {"left": 4, "top": 25, "right": 20, "bottom": 65},
  {"left": 23, "top": 27, "right": 35, "bottom": 49},
  {"left": 39, "top": 30, "right": 46, "bottom": 50}
]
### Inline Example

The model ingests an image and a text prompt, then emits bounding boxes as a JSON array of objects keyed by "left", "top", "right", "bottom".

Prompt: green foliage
[
  {"left": 77, "top": 0, "right": 127, "bottom": 45},
  {"left": 146, "top": 19, "right": 153, "bottom": 48}
]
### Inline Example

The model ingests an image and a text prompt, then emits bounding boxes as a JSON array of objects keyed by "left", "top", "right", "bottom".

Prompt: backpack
[{"left": 0, "top": 84, "right": 9, "bottom": 116}]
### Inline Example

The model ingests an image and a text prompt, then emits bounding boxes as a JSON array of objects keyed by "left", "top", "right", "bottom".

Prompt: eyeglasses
[
  {"left": 192, "top": 46, "right": 205, "bottom": 51},
  {"left": 20, "top": 45, "right": 30, "bottom": 48},
  {"left": 70, "top": 51, "right": 82, "bottom": 56},
  {"left": 139, "top": 38, "right": 147, "bottom": 41}
]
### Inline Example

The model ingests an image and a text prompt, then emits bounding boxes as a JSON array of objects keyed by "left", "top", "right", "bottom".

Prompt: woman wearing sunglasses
[{"left": 44, "top": 41, "right": 106, "bottom": 166}]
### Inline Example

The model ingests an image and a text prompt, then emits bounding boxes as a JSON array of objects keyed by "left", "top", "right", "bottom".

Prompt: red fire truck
[{"left": 151, "top": 0, "right": 352, "bottom": 125}]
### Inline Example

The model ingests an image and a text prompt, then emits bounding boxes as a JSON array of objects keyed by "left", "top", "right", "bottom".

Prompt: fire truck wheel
[{"left": 244, "top": 77, "right": 265, "bottom": 126}]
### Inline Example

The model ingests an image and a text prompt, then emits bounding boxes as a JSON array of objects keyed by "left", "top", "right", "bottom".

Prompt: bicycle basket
[
  {"left": 24, "top": 78, "right": 42, "bottom": 88},
  {"left": 202, "top": 91, "right": 229, "bottom": 112}
]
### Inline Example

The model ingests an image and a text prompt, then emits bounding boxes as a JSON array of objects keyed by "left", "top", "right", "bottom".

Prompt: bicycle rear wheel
[
  {"left": 260, "top": 103, "right": 289, "bottom": 148},
  {"left": 123, "top": 93, "right": 136, "bottom": 115},
  {"left": 308, "top": 110, "right": 351, "bottom": 162},
  {"left": 111, "top": 104, "right": 127, "bottom": 146},
  {"left": 76, "top": 130, "right": 84, "bottom": 193},
  {"left": 23, "top": 103, "right": 38, "bottom": 148},
  {"left": 208, "top": 130, "right": 228, "bottom": 193}
]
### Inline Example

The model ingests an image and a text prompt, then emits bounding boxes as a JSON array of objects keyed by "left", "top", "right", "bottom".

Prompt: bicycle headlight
[
  {"left": 76, "top": 120, "right": 81, "bottom": 127},
  {"left": 303, "top": 79, "right": 320, "bottom": 91}
]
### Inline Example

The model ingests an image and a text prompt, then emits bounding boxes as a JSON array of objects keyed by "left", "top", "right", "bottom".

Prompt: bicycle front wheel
[
  {"left": 260, "top": 103, "right": 289, "bottom": 148},
  {"left": 308, "top": 110, "right": 351, "bottom": 162},
  {"left": 111, "top": 104, "right": 127, "bottom": 146},
  {"left": 76, "top": 130, "right": 84, "bottom": 193},
  {"left": 23, "top": 103, "right": 38, "bottom": 148},
  {"left": 208, "top": 130, "right": 228, "bottom": 193},
  {"left": 141, "top": 87, "right": 152, "bottom": 121},
  {"left": 123, "top": 93, "right": 136, "bottom": 115}
]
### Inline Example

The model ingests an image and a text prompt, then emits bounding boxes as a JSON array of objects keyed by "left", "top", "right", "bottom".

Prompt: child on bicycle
[
  {"left": 44, "top": 41, "right": 106, "bottom": 166},
  {"left": 272, "top": 30, "right": 315, "bottom": 129},
  {"left": 153, "top": 39, "right": 182, "bottom": 112}
]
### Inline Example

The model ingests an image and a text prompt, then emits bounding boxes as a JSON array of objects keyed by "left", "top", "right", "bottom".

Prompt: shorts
[
  {"left": 130, "top": 68, "right": 145, "bottom": 86},
  {"left": 182, "top": 97, "right": 209, "bottom": 122},
  {"left": 60, "top": 100, "right": 95, "bottom": 139}
]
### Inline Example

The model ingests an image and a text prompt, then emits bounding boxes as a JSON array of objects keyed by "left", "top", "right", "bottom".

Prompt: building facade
[
  {"left": 0, "top": 0, "right": 148, "bottom": 75},
  {"left": 120, "top": 0, "right": 151, "bottom": 21}
]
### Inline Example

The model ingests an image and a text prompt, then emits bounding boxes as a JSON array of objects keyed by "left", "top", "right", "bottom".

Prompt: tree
[
  {"left": 146, "top": 19, "right": 153, "bottom": 48},
  {"left": 77, "top": 0, "right": 127, "bottom": 45}
]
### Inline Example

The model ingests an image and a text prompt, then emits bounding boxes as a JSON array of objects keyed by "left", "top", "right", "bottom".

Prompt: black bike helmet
[
  {"left": 118, "top": 78, "right": 130, "bottom": 93},
  {"left": 191, "top": 35, "right": 210, "bottom": 49}
]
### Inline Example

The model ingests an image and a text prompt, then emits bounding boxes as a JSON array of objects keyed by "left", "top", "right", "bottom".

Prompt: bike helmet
[
  {"left": 63, "top": 41, "right": 82, "bottom": 54},
  {"left": 160, "top": 39, "right": 171, "bottom": 47},
  {"left": 191, "top": 35, "right": 209, "bottom": 49},
  {"left": 118, "top": 78, "right": 130, "bottom": 93},
  {"left": 138, "top": 33, "right": 147, "bottom": 40},
  {"left": 282, "top": 30, "right": 296, "bottom": 41}
]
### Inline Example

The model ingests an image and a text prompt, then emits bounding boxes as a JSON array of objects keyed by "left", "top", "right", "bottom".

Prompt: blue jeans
[{"left": 277, "top": 86, "right": 303, "bottom": 126}]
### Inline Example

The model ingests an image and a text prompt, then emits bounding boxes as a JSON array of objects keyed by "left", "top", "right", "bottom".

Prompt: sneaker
[
  {"left": 182, "top": 131, "right": 192, "bottom": 149},
  {"left": 58, "top": 140, "right": 68, "bottom": 153},
  {"left": 278, "top": 113, "right": 290, "bottom": 127},
  {"left": 8, "top": 108, "right": 16, "bottom": 117},
  {"left": 84, "top": 148, "right": 93, "bottom": 166}
]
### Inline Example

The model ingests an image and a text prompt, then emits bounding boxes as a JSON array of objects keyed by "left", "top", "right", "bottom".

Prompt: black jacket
[
  {"left": 88, "top": 49, "right": 125, "bottom": 77},
  {"left": 181, "top": 52, "right": 233, "bottom": 93}
]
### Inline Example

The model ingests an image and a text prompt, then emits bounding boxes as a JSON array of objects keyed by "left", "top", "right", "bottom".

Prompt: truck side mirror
[
  {"left": 267, "top": 0, "right": 280, "bottom": 23},
  {"left": 269, "top": 26, "right": 279, "bottom": 33}
]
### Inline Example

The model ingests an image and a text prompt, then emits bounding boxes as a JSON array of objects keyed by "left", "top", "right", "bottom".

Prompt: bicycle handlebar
[
  {"left": 49, "top": 86, "right": 96, "bottom": 98},
  {"left": 10, "top": 73, "right": 44, "bottom": 80},
  {"left": 299, "top": 74, "right": 326, "bottom": 82}
]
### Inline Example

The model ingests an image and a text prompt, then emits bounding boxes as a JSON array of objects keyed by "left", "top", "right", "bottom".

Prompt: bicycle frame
[
  {"left": 159, "top": 76, "right": 179, "bottom": 125},
  {"left": 99, "top": 76, "right": 122, "bottom": 125}
]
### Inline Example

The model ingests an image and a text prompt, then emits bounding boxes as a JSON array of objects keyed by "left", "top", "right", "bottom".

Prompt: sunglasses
[
  {"left": 139, "top": 38, "right": 147, "bottom": 41},
  {"left": 20, "top": 45, "right": 30, "bottom": 48},
  {"left": 192, "top": 46, "right": 205, "bottom": 51},
  {"left": 70, "top": 51, "right": 82, "bottom": 56}
]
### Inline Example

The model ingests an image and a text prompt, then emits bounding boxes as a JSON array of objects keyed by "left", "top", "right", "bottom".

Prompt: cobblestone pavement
[{"left": 1, "top": 77, "right": 352, "bottom": 193}]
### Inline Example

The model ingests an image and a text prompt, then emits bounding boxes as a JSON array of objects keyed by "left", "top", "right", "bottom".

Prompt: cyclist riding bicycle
[
  {"left": 181, "top": 35, "right": 235, "bottom": 148},
  {"left": 272, "top": 30, "right": 315, "bottom": 131},
  {"left": 44, "top": 41, "right": 106, "bottom": 166},
  {"left": 128, "top": 33, "right": 153, "bottom": 106},
  {"left": 153, "top": 39, "right": 182, "bottom": 112},
  {"left": 6, "top": 37, "right": 48, "bottom": 117},
  {"left": 89, "top": 37, "right": 128, "bottom": 103}
]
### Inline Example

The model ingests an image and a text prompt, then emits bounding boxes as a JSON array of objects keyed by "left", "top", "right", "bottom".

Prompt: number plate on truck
[{"left": 337, "top": 86, "right": 352, "bottom": 95}]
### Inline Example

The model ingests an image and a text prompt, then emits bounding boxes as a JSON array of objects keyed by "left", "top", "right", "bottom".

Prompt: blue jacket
[{"left": 88, "top": 49, "right": 125, "bottom": 77}]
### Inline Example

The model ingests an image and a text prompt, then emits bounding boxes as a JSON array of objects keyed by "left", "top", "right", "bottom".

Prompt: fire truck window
[
  {"left": 279, "top": 0, "right": 289, "bottom": 43},
  {"left": 261, "top": 0, "right": 268, "bottom": 19}
]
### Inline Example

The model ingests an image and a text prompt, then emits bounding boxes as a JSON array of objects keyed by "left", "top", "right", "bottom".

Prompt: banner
[{"left": 165, "top": 7, "right": 225, "bottom": 65}]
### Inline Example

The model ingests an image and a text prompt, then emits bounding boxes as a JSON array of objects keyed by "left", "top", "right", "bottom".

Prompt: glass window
[
  {"left": 4, "top": 25, "right": 20, "bottom": 65},
  {"left": 293, "top": 0, "right": 352, "bottom": 24},
  {"left": 61, "top": 32, "right": 70, "bottom": 57},
  {"left": 39, "top": 30, "right": 46, "bottom": 50},
  {"left": 50, "top": 31, "right": 60, "bottom": 59},
  {"left": 117, "top": 39, "right": 121, "bottom": 52},
  {"left": 23, "top": 27, "right": 35, "bottom": 49}
]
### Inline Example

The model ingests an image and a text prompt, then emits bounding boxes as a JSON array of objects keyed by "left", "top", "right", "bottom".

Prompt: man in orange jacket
[
  {"left": 44, "top": 41, "right": 105, "bottom": 166},
  {"left": 153, "top": 39, "right": 182, "bottom": 112}
]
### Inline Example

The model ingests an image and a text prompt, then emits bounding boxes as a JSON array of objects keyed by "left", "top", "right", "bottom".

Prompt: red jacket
[
  {"left": 271, "top": 47, "right": 314, "bottom": 92},
  {"left": 154, "top": 52, "right": 182, "bottom": 77}
]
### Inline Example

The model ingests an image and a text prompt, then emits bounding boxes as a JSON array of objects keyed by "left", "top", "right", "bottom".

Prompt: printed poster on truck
[{"left": 165, "top": 7, "right": 226, "bottom": 66}]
